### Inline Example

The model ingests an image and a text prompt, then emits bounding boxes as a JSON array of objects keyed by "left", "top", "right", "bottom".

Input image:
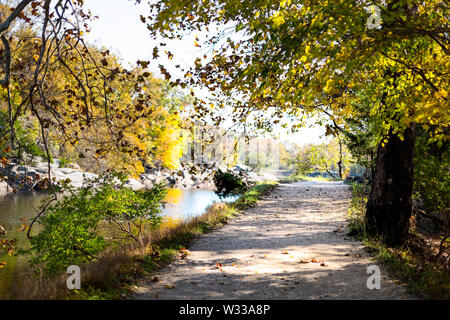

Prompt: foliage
[
  {"left": 346, "top": 182, "right": 369, "bottom": 237},
  {"left": 26, "top": 174, "right": 167, "bottom": 275},
  {"left": 347, "top": 180, "right": 450, "bottom": 299},
  {"left": 144, "top": 0, "right": 448, "bottom": 246},
  {"left": 0, "top": 2, "right": 187, "bottom": 177},
  {"left": 213, "top": 168, "right": 252, "bottom": 196},
  {"left": 0, "top": 111, "right": 44, "bottom": 160},
  {"left": 0, "top": 225, "right": 15, "bottom": 269},
  {"left": 11, "top": 181, "right": 277, "bottom": 300},
  {"left": 414, "top": 130, "right": 450, "bottom": 213},
  {"left": 291, "top": 139, "right": 351, "bottom": 178},
  {"left": 144, "top": 0, "right": 448, "bottom": 148}
]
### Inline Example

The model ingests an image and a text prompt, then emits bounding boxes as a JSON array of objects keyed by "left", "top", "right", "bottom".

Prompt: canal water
[{"left": 0, "top": 188, "right": 239, "bottom": 298}]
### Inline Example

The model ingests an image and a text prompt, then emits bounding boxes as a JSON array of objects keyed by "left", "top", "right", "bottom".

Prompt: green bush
[
  {"left": 213, "top": 169, "right": 251, "bottom": 196},
  {"left": 26, "top": 174, "right": 167, "bottom": 275},
  {"left": 346, "top": 182, "right": 369, "bottom": 237},
  {"left": 414, "top": 133, "right": 449, "bottom": 213}
]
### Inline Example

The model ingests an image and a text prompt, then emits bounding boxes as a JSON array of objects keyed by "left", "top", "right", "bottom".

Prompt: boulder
[
  {"left": 66, "top": 163, "right": 81, "bottom": 170},
  {"left": 125, "top": 179, "right": 145, "bottom": 191},
  {"left": 0, "top": 181, "right": 9, "bottom": 197}
]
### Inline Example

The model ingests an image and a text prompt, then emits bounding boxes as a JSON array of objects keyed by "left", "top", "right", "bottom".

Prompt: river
[{"left": 0, "top": 188, "right": 239, "bottom": 298}]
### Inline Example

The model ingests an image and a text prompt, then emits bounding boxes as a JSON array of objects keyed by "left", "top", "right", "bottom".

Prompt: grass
[
  {"left": 10, "top": 181, "right": 278, "bottom": 300},
  {"left": 346, "top": 183, "right": 450, "bottom": 299},
  {"left": 279, "top": 173, "right": 342, "bottom": 183}
]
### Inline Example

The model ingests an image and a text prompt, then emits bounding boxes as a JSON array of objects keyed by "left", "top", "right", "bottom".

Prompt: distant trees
[{"left": 291, "top": 139, "right": 352, "bottom": 178}]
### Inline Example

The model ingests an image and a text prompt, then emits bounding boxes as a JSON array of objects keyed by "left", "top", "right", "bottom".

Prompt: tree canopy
[{"left": 143, "top": 0, "right": 448, "bottom": 145}]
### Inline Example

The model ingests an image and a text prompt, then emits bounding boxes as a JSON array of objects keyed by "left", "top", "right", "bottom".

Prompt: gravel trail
[{"left": 133, "top": 181, "right": 415, "bottom": 300}]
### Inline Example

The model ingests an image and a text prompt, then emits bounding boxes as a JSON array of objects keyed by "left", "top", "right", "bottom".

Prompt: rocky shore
[{"left": 0, "top": 159, "right": 274, "bottom": 197}]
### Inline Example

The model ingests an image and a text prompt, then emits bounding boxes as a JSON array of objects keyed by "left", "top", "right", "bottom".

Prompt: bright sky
[{"left": 83, "top": 0, "right": 326, "bottom": 146}]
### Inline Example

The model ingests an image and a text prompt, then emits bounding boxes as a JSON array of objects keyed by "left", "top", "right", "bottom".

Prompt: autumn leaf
[{"left": 299, "top": 259, "right": 310, "bottom": 264}]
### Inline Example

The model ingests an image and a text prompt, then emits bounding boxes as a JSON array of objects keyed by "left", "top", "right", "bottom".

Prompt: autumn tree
[
  {"left": 0, "top": 1, "right": 187, "bottom": 178},
  {"left": 142, "top": 0, "right": 449, "bottom": 245},
  {"left": 292, "top": 139, "right": 352, "bottom": 178}
]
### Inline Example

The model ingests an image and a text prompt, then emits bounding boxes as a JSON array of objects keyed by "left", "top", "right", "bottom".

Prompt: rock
[
  {"left": 154, "top": 175, "right": 165, "bottom": 184},
  {"left": 142, "top": 173, "right": 156, "bottom": 181},
  {"left": 66, "top": 163, "right": 81, "bottom": 170},
  {"left": 344, "top": 176, "right": 364, "bottom": 184},
  {"left": 141, "top": 179, "right": 154, "bottom": 189},
  {"left": 247, "top": 172, "right": 258, "bottom": 179},
  {"left": 26, "top": 171, "right": 37, "bottom": 179},
  {"left": 0, "top": 181, "right": 9, "bottom": 197},
  {"left": 166, "top": 176, "right": 176, "bottom": 185},
  {"left": 59, "top": 168, "right": 79, "bottom": 175},
  {"left": 125, "top": 179, "right": 145, "bottom": 191},
  {"left": 234, "top": 164, "right": 252, "bottom": 172}
]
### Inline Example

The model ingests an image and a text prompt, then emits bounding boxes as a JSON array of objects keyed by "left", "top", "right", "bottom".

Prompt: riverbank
[
  {"left": 8, "top": 181, "right": 277, "bottom": 299},
  {"left": 0, "top": 158, "right": 273, "bottom": 197}
]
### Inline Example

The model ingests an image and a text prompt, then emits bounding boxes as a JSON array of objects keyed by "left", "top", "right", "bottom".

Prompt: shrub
[
  {"left": 414, "top": 133, "right": 449, "bottom": 213},
  {"left": 213, "top": 169, "right": 251, "bottom": 196},
  {"left": 26, "top": 173, "right": 167, "bottom": 275}
]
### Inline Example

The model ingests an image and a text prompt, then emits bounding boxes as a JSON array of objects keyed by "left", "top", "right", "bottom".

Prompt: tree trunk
[
  {"left": 365, "top": 124, "right": 416, "bottom": 246},
  {"left": 338, "top": 138, "right": 343, "bottom": 179}
]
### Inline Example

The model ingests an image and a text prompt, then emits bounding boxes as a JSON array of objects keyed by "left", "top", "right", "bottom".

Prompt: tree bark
[
  {"left": 365, "top": 124, "right": 417, "bottom": 246},
  {"left": 338, "top": 137, "right": 343, "bottom": 179}
]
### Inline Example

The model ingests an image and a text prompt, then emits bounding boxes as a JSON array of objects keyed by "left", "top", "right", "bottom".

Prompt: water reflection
[
  {"left": 163, "top": 188, "right": 239, "bottom": 220},
  {"left": 0, "top": 192, "right": 49, "bottom": 299}
]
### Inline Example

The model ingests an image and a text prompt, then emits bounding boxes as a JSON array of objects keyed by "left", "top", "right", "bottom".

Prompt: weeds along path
[{"left": 132, "top": 181, "right": 414, "bottom": 300}]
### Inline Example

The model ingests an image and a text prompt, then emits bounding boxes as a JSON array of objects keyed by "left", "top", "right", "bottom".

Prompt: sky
[{"left": 83, "top": 0, "right": 326, "bottom": 146}]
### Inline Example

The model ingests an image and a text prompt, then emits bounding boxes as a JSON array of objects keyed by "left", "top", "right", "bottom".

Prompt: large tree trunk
[{"left": 365, "top": 124, "right": 417, "bottom": 246}]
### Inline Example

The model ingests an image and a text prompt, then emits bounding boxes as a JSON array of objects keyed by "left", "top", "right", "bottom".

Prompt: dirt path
[{"left": 133, "top": 181, "right": 415, "bottom": 300}]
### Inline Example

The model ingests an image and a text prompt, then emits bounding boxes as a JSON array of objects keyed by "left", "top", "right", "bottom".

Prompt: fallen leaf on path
[
  {"left": 281, "top": 250, "right": 289, "bottom": 254},
  {"left": 164, "top": 285, "right": 176, "bottom": 289},
  {"left": 311, "top": 259, "right": 324, "bottom": 263},
  {"left": 299, "top": 259, "right": 310, "bottom": 264},
  {"left": 320, "top": 263, "right": 326, "bottom": 267},
  {"left": 215, "top": 262, "right": 222, "bottom": 269}
]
